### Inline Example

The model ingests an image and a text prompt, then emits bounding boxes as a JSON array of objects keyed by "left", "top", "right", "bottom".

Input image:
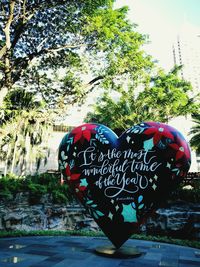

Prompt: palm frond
[{"left": 190, "top": 114, "right": 200, "bottom": 152}]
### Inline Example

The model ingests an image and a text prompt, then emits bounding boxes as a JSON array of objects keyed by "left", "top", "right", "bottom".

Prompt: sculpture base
[{"left": 95, "top": 245, "right": 142, "bottom": 258}]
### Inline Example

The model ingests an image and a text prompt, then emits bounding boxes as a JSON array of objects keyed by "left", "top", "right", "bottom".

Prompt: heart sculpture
[{"left": 58, "top": 122, "right": 191, "bottom": 248}]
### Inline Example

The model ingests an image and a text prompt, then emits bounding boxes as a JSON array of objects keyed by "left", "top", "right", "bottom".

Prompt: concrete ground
[{"left": 0, "top": 236, "right": 199, "bottom": 267}]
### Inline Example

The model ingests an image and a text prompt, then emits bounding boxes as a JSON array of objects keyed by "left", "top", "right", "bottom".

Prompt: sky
[{"left": 115, "top": 0, "right": 200, "bottom": 70}]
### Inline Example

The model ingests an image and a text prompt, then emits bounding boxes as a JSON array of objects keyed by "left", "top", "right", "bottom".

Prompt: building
[
  {"left": 172, "top": 25, "right": 200, "bottom": 95},
  {"left": 171, "top": 24, "right": 200, "bottom": 171}
]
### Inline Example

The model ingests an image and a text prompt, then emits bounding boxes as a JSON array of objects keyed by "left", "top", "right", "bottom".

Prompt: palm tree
[
  {"left": 190, "top": 114, "right": 200, "bottom": 154},
  {"left": 0, "top": 89, "right": 53, "bottom": 176}
]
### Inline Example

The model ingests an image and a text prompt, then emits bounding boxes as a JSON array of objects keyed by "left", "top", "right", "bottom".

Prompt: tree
[
  {"left": 190, "top": 114, "right": 200, "bottom": 154},
  {"left": 0, "top": 1, "right": 155, "bottom": 174},
  {"left": 0, "top": 87, "right": 44, "bottom": 125},
  {"left": 0, "top": 88, "right": 52, "bottom": 175},
  {"left": 137, "top": 66, "right": 199, "bottom": 122},
  {"left": 0, "top": 0, "right": 115, "bottom": 106},
  {"left": 0, "top": 0, "right": 153, "bottom": 108},
  {"left": 85, "top": 66, "right": 199, "bottom": 132}
]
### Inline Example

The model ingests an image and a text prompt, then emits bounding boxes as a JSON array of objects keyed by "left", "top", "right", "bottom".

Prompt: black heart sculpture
[{"left": 58, "top": 122, "right": 191, "bottom": 248}]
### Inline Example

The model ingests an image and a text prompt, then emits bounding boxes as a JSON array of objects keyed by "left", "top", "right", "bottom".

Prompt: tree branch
[
  {"left": 88, "top": 76, "right": 104, "bottom": 85},
  {"left": 11, "top": 0, "right": 35, "bottom": 50},
  {"left": 12, "top": 0, "right": 84, "bottom": 51},
  {"left": 0, "top": 1, "right": 15, "bottom": 60},
  {"left": 27, "top": 0, "right": 72, "bottom": 13},
  {"left": 80, "top": 75, "right": 104, "bottom": 97},
  {"left": 25, "top": 43, "right": 85, "bottom": 60},
  {"left": 0, "top": 46, "right": 7, "bottom": 59},
  {"left": 47, "top": 43, "right": 85, "bottom": 52},
  {"left": 22, "top": 0, "right": 27, "bottom": 22},
  {"left": 3, "top": 1, "right": 15, "bottom": 50}
]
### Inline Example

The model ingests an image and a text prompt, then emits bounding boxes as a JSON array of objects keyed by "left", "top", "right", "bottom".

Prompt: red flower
[
  {"left": 169, "top": 142, "right": 190, "bottom": 161},
  {"left": 65, "top": 165, "right": 81, "bottom": 181},
  {"left": 71, "top": 124, "right": 97, "bottom": 143},
  {"left": 144, "top": 122, "right": 174, "bottom": 145}
]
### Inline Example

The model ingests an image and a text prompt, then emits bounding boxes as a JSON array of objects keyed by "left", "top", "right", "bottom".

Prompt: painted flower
[
  {"left": 144, "top": 122, "right": 174, "bottom": 145},
  {"left": 77, "top": 185, "right": 87, "bottom": 192},
  {"left": 65, "top": 165, "right": 81, "bottom": 181},
  {"left": 74, "top": 186, "right": 86, "bottom": 200},
  {"left": 169, "top": 142, "right": 190, "bottom": 161},
  {"left": 73, "top": 178, "right": 88, "bottom": 193},
  {"left": 71, "top": 124, "right": 97, "bottom": 143}
]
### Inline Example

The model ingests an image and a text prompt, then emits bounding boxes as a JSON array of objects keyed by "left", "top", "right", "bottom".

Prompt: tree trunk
[
  {"left": 4, "top": 147, "right": 10, "bottom": 177},
  {"left": 10, "top": 136, "right": 18, "bottom": 174},
  {"left": 0, "top": 87, "right": 9, "bottom": 107},
  {"left": 25, "top": 133, "right": 30, "bottom": 175},
  {"left": 20, "top": 157, "right": 26, "bottom": 176},
  {"left": 0, "top": 1, "right": 16, "bottom": 107}
]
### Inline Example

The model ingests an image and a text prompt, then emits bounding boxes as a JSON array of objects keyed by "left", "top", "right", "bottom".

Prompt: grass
[{"left": 0, "top": 230, "right": 199, "bottom": 249}]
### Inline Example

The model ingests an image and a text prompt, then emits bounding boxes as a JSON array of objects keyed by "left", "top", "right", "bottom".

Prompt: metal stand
[{"left": 95, "top": 245, "right": 142, "bottom": 258}]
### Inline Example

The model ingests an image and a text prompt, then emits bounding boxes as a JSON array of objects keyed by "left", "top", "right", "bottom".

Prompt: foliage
[
  {"left": 85, "top": 91, "right": 144, "bottom": 132},
  {"left": 0, "top": 230, "right": 199, "bottom": 249},
  {"left": 0, "top": 173, "right": 22, "bottom": 200},
  {"left": 0, "top": 88, "right": 52, "bottom": 175},
  {"left": 3, "top": 88, "right": 44, "bottom": 112},
  {"left": 0, "top": 173, "right": 73, "bottom": 204},
  {"left": 190, "top": 114, "right": 200, "bottom": 153},
  {"left": 85, "top": 66, "right": 199, "bottom": 132},
  {"left": 1, "top": 173, "right": 199, "bottom": 204},
  {"left": 170, "top": 180, "right": 200, "bottom": 204},
  {"left": 0, "top": 0, "right": 117, "bottom": 105},
  {"left": 137, "top": 66, "right": 199, "bottom": 122},
  {"left": 0, "top": 1, "right": 156, "bottom": 174},
  {"left": 0, "top": 0, "right": 153, "bottom": 108},
  {"left": 0, "top": 88, "right": 45, "bottom": 124}
]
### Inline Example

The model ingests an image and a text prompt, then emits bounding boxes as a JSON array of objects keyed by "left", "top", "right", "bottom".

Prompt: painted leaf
[
  {"left": 143, "top": 138, "right": 154, "bottom": 151},
  {"left": 96, "top": 210, "right": 104, "bottom": 217},
  {"left": 138, "top": 204, "right": 144, "bottom": 209},
  {"left": 138, "top": 195, "right": 143, "bottom": 203}
]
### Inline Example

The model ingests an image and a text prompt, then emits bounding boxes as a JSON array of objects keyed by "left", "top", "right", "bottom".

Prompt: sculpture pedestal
[{"left": 95, "top": 245, "right": 142, "bottom": 258}]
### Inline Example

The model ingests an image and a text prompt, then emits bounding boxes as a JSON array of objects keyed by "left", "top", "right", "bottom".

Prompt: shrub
[
  {"left": 0, "top": 173, "right": 73, "bottom": 204},
  {"left": 170, "top": 180, "right": 200, "bottom": 203}
]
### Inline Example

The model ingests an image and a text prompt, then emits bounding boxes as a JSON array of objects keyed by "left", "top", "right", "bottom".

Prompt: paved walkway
[{"left": 0, "top": 236, "right": 199, "bottom": 267}]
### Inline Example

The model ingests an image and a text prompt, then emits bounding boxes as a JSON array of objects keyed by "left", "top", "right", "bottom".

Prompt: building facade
[
  {"left": 172, "top": 25, "right": 200, "bottom": 171},
  {"left": 172, "top": 27, "right": 200, "bottom": 95}
]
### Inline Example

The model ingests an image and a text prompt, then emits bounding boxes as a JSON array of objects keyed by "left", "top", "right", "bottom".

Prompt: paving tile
[
  {"left": 28, "top": 256, "right": 66, "bottom": 267},
  {"left": 0, "top": 236, "right": 199, "bottom": 267},
  {"left": 0, "top": 255, "right": 26, "bottom": 264},
  {"left": 26, "top": 249, "right": 57, "bottom": 256},
  {"left": 30, "top": 261, "right": 57, "bottom": 267},
  {"left": 137, "top": 245, "right": 151, "bottom": 250},
  {"left": 120, "top": 262, "right": 159, "bottom": 267},
  {"left": 0, "top": 253, "right": 47, "bottom": 267},
  {"left": 195, "top": 250, "right": 200, "bottom": 258},
  {"left": 57, "top": 241, "right": 89, "bottom": 249},
  {"left": 159, "top": 258, "right": 179, "bottom": 267},
  {"left": 28, "top": 243, "right": 56, "bottom": 248},
  {"left": 179, "top": 254, "right": 200, "bottom": 267},
  {"left": 63, "top": 251, "right": 92, "bottom": 260},
  {"left": 143, "top": 252, "right": 162, "bottom": 261},
  {"left": 53, "top": 259, "right": 79, "bottom": 267},
  {"left": 44, "top": 255, "right": 66, "bottom": 262}
]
